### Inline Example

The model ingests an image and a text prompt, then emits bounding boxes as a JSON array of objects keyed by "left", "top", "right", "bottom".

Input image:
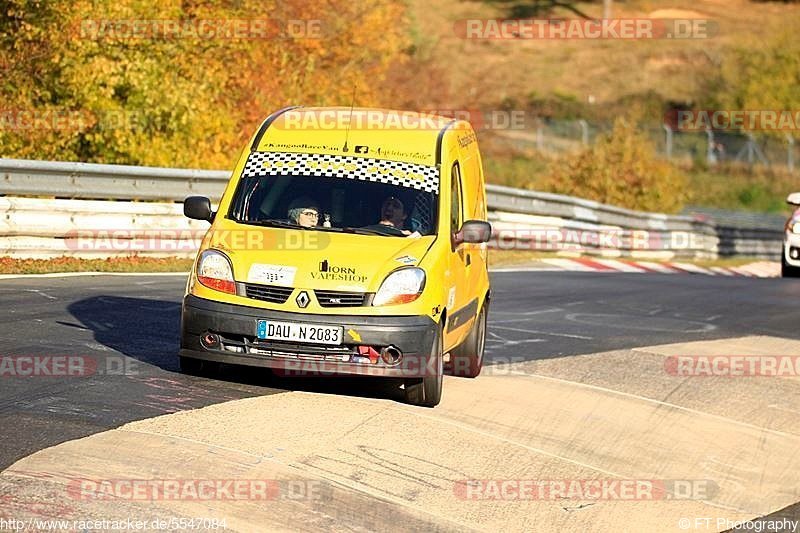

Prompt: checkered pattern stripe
[{"left": 241, "top": 152, "right": 439, "bottom": 193}]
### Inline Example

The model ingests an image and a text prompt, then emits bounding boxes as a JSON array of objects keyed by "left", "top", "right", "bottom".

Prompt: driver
[
  {"left": 378, "top": 196, "right": 411, "bottom": 235},
  {"left": 287, "top": 197, "right": 320, "bottom": 228}
]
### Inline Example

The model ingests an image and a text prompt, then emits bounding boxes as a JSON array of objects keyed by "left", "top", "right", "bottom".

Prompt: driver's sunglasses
[{"left": 300, "top": 210, "right": 319, "bottom": 218}]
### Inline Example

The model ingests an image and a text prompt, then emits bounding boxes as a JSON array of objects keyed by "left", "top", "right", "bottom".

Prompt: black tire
[
  {"left": 179, "top": 356, "right": 217, "bottom": 376},
  {"left": 782, "top": 255, "right": 800, "bottom": 278},
  {"left": 448, "top": 305, "right": 487, "bottom": 378},
  {"left": 404, "top": 323, "right": 443, "bottom": 407}
]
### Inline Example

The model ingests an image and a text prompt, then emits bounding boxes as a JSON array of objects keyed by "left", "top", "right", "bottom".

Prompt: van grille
[
  {"left": 241, "top": 284, "right": 368, "bottom": 307},
  {"left": 244, "top": 283, "right": 293, "bottom": 304},
  {"left": 314, "top": 290, "right": 368, "bottom": 308}
]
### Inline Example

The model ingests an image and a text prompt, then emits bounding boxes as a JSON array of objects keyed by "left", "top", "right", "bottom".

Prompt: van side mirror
[
  {"left": 787, "top": 193, "right": 800, "bottom": 206},
  {"left": 184, "top": 196, "right": 214, "bottom": 222},
  {"left": 454, "top": 220, "right": 492, "bottom": 245}
]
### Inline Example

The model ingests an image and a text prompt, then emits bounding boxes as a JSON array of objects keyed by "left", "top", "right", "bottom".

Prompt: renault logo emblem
[{"left": 296, "top": 291, "right": 310, "bottom": 308}]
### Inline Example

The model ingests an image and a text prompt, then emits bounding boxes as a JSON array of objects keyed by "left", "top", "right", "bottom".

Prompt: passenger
[{"left": 287, "top": 197, "right": 320, "bottom": 228}]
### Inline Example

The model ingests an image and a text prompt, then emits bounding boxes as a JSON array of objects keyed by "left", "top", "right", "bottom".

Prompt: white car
[{"left": 783, "top": 192, "right": 800, "bottom": 278}]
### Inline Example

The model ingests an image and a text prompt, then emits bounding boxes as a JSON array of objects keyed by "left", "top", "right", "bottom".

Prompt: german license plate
[{"left": 256, "top": 320, "right": 343, "bottom": 346}]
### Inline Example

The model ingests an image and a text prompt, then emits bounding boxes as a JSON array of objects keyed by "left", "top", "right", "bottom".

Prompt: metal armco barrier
[
  {"left": 0, "top": 158, "right": 229, "bottom": 201},
  {"left": 0, "top": 197, "right": 207, "bottom": 258},
  {"left": 0, "top": 158, "right": 786, "bottom": 260}
]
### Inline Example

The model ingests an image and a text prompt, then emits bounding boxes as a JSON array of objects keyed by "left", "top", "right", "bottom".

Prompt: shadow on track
[{"left": 66, "top": 295, "right": 410, "bottom": 405}]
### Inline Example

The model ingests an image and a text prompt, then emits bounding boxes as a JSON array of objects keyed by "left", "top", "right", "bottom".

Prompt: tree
[
  {"left": 0, "top": 0, "right": 413, "bottom": 168},
  {"left": 544, "top": 115, "right": 687, "bottom": 213},
  {"left": 706, "top": 17, "right": 800, "bottom": 138}
]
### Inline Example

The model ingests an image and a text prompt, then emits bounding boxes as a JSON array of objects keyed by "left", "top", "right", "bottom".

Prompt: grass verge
[{"left": 0, "top": 256, "right": 194, "bottom": 275}]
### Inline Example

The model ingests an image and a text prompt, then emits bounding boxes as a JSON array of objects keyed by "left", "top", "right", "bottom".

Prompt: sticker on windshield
[{"left": 241, "top": 151, "right": 440, "bottom": 193}]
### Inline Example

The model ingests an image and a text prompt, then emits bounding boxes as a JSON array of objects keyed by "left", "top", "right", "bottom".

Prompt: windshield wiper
[
  {"left": 236, "top": 220, "right": 400, "bottom": 236},
  {"left": 238, "top": 220, "right": 352, "bottom": 233},
  {"left": 237, "top": 219, "right": 306, "bottom": 229},
  {"left": 341, "top": 226, "right": 401, "bottom": 236}
]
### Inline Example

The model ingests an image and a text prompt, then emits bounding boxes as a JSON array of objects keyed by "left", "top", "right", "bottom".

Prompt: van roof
[{"left": 254, "top": 107, "right": 466, "bottom": 167}]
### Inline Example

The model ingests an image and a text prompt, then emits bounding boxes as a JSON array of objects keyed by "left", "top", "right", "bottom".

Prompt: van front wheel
[{"left": 404, "top": 323, "right": 443, "bottom": 407}]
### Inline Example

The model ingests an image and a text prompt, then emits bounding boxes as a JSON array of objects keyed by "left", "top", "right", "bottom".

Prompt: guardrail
[
  {"left": 0, "top": 158, "right": 229, "bottom": 201},
  {"left": 0, "top": 158, "right": 786, "bottom": 260}
]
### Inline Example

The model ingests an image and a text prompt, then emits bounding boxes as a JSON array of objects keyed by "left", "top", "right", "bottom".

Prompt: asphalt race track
[{"left": 2, "top": 271, "right": 800, "bottom": 531}]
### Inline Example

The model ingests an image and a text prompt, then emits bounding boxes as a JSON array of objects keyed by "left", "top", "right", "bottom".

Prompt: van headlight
[
  {"left": 373, "top": 268, "right": 426, "bottom": 306},
  {"left": 196, "top": 250, "right": 236, "bottom": 294}
]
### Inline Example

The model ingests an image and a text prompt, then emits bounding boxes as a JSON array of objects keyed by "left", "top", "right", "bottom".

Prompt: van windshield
[{"left": 228, "top": 173, "right": 439, "bottom": 237}]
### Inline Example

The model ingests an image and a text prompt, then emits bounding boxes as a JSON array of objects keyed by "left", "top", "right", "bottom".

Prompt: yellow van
[{"left": 180, "top": 107, "right": 491, "bottom": 407}]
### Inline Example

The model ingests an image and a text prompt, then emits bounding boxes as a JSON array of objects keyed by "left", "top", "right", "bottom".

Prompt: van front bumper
[{"left": 180, "top": 294, "right": 439, "bottom": 378}]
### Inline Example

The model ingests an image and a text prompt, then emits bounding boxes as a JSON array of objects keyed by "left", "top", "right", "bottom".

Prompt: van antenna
[{"left": 342, "top": 84, "right": 357, "bottom": 153}]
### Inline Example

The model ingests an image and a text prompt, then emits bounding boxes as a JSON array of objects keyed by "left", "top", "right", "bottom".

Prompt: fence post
[
  {"left": 663, "top": 124, "right": 673, "bottom": 160},
  {"left": 603, "top": 0, "right": 613, "bottom": 19},
  {"left": 578, "top": 119, "right": 589, "bottom": 146},
  {"left": 735, "top": 133, "right": 768, "bottom": 167},
  {"left": 706, "top": 128, "right": 716, "bottom": 165}
]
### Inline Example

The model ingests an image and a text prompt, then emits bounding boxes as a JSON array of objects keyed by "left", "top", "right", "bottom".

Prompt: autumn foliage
[
  {"left": 0, "top": 0, "right": 412, "bottom": 168},
  {"left": 544, "top": 116, "right": 688, "bottom": 213}
]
